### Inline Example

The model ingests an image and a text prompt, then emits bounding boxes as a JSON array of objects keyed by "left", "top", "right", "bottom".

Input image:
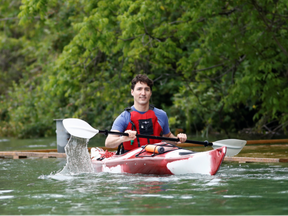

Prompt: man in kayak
[{"left": 105, "top": 74, "right": 187, "bottom": 152}]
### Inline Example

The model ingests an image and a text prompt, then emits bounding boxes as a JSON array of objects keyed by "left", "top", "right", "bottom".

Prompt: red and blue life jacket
[{"left": 122, "top": 106, "right": 163, "bottom": 151}]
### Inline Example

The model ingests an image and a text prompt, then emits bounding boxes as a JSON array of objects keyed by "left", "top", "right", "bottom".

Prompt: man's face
[{"left": 131, "top": 82, "right": 152, "bottom": 106}]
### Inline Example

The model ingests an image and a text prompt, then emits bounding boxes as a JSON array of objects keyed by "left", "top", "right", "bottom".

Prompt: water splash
[{"left": 59, "top": 136, "right": 93, "bottom": 174}]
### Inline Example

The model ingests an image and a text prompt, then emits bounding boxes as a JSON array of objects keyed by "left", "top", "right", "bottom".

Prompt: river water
[{"left": 1, "top": 137, "right": 288, "bottom": 215}]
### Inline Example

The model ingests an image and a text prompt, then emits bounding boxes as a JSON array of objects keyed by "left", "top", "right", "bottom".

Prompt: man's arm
[
  {"left": 105, "top": 111, "right": 132, "bottom": 148},
  {"left": 105, "top": 130, "right": 136, "bottom": 148},
  {"left": 154, "top": 108, "right": 187, "bottom": 143}
]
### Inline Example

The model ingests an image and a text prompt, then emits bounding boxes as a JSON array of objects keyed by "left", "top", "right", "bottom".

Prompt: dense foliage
[{"left": 1, "top": 0, "right": 288, "bottom": 138}]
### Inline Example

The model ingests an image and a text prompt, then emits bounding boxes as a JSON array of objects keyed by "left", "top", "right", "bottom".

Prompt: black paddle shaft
[{"left": 98, "top": 130, "right": 213, "bottom": 147}]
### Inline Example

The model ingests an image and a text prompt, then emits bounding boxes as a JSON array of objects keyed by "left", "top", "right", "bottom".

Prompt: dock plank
[
  {"left": 246, "top": 139, "right": 288, "bottom": 145},
  {"left": 225, "top": 157, "right": 281, "bottom": 163},
  {"left": 0, "top": 151, "right": 66, "bottom": 159}
]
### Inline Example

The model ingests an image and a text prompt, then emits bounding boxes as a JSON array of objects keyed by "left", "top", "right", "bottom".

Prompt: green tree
[
  {"left": 174, "top": 0, "right": 288, "bottom": 135},
  {"left": 1, "top": 0, "right": 287, "bottom": 138}
]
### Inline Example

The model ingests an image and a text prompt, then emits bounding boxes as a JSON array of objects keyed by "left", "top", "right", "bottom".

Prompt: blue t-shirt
[{"left": 111, "top": 105, "right": 170, "bottom": 135}]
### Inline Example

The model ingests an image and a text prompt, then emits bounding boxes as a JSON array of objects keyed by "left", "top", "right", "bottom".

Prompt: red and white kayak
[
  {"left": 91, "top": 142, "right": 227, "bottom": 175},
  {"left": 61, "top": 119, "right": 246, "bottom": 175}
]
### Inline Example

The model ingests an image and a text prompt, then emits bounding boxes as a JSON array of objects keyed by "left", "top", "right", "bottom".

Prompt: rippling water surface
[
  {"left": 1, "top": 158, "right": 288, "bottom": 215},
  {"left": 1, "top": 136, "right": 288, "bottom": 215}
]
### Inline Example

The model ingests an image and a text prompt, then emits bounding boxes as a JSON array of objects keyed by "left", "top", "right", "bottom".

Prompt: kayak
[
  {"left": 61, "top": 118, "right": 246, "bottom": 175},
  {"left": 90, "top": 142, "right": 227, "bottom": 175},
  {"left": 63, "top": 118, "right": 247, "bottom": 175}
]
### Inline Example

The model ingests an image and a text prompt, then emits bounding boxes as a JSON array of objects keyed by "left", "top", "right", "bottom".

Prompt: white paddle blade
[
  {"left": 212, "top": 139, "right": 247, "bottom": 157},
  {"left": 63, "top": 118, "right": 99, "bottom": 139}
]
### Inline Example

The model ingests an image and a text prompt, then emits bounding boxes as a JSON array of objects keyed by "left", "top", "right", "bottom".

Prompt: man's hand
[
  {"left": 122, "top": 130, "right": 137, "bottom": 142},
  {"left": 176, "top": 133, "right": 187, "bottom": 144}
]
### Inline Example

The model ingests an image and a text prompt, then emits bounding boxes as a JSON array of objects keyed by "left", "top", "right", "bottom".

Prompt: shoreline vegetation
[{"left": 1, "top": 0, "right": 288, "bottom": 139}]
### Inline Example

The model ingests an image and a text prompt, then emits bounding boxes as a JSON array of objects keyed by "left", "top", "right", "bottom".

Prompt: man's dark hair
[{"left": 131, "top": 74, "right": 153, "bottom": 91}]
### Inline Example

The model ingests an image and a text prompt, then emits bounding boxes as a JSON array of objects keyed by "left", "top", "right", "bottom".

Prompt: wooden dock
[
  {"left": 0, "top": 147, "right": 114, "bottom": 159},
  {"left": 224, "top": 156, "right": 288, "bottom": 163},
  {"left": 0, "top": 151, "right": 66, "bottom": 159},
  {"left": 1, "top": 150, "right": 287, "bottom": 163},
  {"left": 1, "top": 139, "right": 288, "bottom": 163},
  {"left": 246, "top": 139, "right": 288, "bottom": 145}
]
